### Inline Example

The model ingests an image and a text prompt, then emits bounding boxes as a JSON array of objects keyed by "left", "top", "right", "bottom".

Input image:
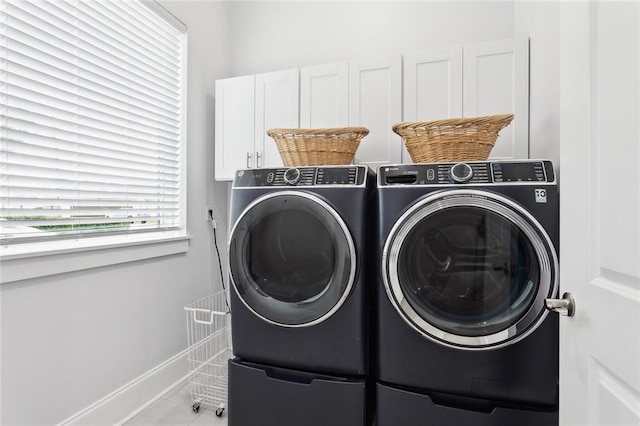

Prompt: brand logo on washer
[{"left": 535, "top": 189, "right": 547, "bottom": 203}]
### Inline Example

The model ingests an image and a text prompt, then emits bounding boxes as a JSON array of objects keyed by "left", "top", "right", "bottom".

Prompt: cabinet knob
[
  {"left": 256, "top": 152, "right": 262, "bottom": 168},
  {"left": 246, "top": 152, "right": 252, "bottom": 168}
]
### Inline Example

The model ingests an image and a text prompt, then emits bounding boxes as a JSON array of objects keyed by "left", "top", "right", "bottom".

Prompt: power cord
[{"left": 209, "top": 210, "right": 230, "bottom": 312}]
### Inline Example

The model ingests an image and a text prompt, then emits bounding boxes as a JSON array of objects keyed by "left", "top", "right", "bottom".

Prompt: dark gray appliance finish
[
  {"left": 375, "top": 160, "right": 559, "bottom": 425},
  {"left": 228, "top": 165, "right": 374, "bottom": 376},
  {"left": 376, "top": 383, "right": 558, "bottom": 426},
  {"left": 228, "top": 358, "right": 370, "bottom": 426}
]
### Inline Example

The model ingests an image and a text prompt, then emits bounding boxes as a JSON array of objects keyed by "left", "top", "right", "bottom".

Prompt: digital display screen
[
  {"left": 317, "top": 168, "right": 356, "bottom": 184},
  {"left": 494, "top": 162, "right": 545, "bottom": 182}
]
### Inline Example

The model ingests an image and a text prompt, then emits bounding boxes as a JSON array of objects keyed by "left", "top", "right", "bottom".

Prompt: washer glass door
[
  {"left": 383, "top": 189, "right": 558, "bottom": 349},
  {"left": 229, "top": 191, "right": 356, "bottom": 327}
]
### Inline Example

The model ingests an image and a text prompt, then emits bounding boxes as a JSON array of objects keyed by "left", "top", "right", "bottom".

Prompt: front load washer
[
  {"left": 228, "top": 165, "right": 374, "bottom": 376},
  {"left": 375, "top": 160, "right": 559, "bottom": 425}
]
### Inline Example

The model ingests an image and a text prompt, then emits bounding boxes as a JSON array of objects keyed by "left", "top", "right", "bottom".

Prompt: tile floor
[{"left": 123, "top": 381, "right": 227, "bottom": 426}]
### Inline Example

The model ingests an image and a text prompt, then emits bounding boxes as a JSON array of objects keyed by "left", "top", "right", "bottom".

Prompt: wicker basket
[
  {"left": 267, "top": 127, "right": 369, "bottom": 166},
  {"left": 393, "top": 114, "right": 514, "bottom": 163}
]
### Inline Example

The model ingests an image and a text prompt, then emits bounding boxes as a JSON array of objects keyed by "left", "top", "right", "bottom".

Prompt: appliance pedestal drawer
[
  {"left": 229, "top": 358, "right": 370, "bottom": 426},
  {"left": 376, "top": 382, "right": 557, "bottom": 426}
]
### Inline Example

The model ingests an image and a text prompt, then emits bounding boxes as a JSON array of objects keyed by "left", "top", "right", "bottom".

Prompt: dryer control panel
[
  {"left": 379, "top": 160, "right": 555, "bottom": 186},
  {"left": 234, "top": 165, "right": 367, "bottom": 187}
]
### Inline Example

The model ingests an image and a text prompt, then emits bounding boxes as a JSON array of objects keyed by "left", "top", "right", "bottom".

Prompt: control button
[
  {"left": 267, "top": 172, "right": 274, "bottom": 183},
  {"left": 450, "top": 163, "right": 474, "bottom": 183},
  {"left": 426, "top": 169, "right": 436, "bottom": 181},
  {"left": 283, "top": 168, "right": 301, "bottom": 185}
]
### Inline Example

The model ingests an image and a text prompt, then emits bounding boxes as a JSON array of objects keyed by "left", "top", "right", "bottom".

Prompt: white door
[
  {"left": 255, "top": 69, "right": 299, "bottom": 169},
  {"left": 214, "top": 75, "right": 255, "bottom": 180},
  {"left": 463, "top": 38, "right": 529, "bottom": 160},
  {"left": 402, "top": 47, "right": 463, "bottom": 163},
  {"left": 348, "top": 55, "right": 402, "bottom": 166},
  {"left": 300, "top": 62, "right": 349, "bottom": 128},
  {"left": 558, "top": 2, "right": 640, "bottom": 425}
]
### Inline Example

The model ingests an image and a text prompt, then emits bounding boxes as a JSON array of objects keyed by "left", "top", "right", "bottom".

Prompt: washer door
[
  {"left": 229, "top": 191, "right": 356, "bottom": 327},
  {"left": 383, "top": 189, "right": 558, "bottom": 350}
]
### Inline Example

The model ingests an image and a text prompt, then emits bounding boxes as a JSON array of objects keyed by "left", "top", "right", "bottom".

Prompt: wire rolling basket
[
  {"left": 184, "top": 291, "right": 231, "bottom": 417},
  {"left": 266, "top": 127, "right": 369, "bottom": 166},
  {"left": 393, "top": 114, "right": 514, "bottom": 163}
]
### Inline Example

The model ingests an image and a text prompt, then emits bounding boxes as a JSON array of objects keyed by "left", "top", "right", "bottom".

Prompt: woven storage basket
[
  {"left": 393, "top": 114, "right": 514, "bottom": 163},
  {"left": 267, "top": 127, "right": 369, "bottom": 166}
]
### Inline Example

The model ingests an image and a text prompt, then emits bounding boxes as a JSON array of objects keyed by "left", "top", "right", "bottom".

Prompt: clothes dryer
[
  {"left": 375, "top": 160, "right": 559, "bottom": 425},
  {"left": 228, "top": 165, "right": 374, "bottom": 375}
]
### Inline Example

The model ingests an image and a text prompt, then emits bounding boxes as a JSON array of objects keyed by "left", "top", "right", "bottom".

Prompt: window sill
[{"left": 0, "top": 232, "right": 191, "bottom": 284}]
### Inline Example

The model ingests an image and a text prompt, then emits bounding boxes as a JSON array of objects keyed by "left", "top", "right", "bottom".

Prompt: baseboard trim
[{"left": 57, "top": 348, "right": 190, "bottom": 426}]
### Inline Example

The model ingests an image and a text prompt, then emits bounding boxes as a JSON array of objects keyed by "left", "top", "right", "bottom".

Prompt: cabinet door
[
  {"left": 300, "top": 62, "right": 349, "bottom": 128},
  {"left": 215, "top": 75, "right": 255, "bottom": 180},
  {"left": 402, "top": 47, "right": 463, "bottom": 163},
  {"left": 348, "top": 56, "right": 402, "bottom": 166},
  {"left": 463, "top": 38, "right": 529, "bottom": 159},
  {"left": 255, "top": 69, "right": 299, "bottom": 169}
]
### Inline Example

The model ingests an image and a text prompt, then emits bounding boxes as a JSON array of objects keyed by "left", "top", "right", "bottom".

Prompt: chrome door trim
[
  {"left": 382, "top": 189, "right": 559, "bottom": 350},
  {"left": 229, "top": 190, "right": 357, "bottom": 328}
]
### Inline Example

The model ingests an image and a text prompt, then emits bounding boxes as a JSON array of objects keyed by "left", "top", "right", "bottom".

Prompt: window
[{"left": 0, "top": 0, "right": 187, "bottom": 247}]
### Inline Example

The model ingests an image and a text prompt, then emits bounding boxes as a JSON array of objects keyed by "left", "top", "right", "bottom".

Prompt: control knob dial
[
  {"left": 450, "top": 162, "right": 474, "bottom": 183},
  {"left": 283, "top": 168, "right": 301, "bottom": 185}
]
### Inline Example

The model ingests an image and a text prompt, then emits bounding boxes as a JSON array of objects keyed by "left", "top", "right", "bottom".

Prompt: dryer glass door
[
  {"left": 383, "top": 190, "right": 558, "bottom": 349},
  {"left": 229, "top": 191, "right": 356, "bottom": 327}
]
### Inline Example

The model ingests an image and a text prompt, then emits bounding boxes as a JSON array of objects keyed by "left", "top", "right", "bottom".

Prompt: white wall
[
  {"left": 227, "top": 1, "right": 515, "bottom": 75},
  {"left": 0, "top": 2, "right": 230, "bottom": 425}
]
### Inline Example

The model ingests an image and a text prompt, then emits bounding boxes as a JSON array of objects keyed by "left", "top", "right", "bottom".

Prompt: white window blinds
[{"left": 0, "top": 0, "right": 186, "bottom": 245}]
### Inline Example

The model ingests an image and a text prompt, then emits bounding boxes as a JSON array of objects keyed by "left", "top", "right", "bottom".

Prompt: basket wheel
[
  {"left": 192, "top": 402, "right": 200, "bottom": 413},
  {"left": 215, "top": 407, "right": 225, "bottom": 417}
]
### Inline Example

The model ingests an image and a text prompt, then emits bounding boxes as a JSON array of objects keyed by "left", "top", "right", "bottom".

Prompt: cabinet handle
[
  {"left": 256, "top": 152, "right": 262, "bottom": 168},
  {"left": 246, "top": 152, "right": 252, "bottom": 168}
]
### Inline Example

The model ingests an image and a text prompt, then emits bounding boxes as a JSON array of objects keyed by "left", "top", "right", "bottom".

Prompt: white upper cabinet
[
  {"left": 402, "top": 47, "right": 463, "bottom": 163},
  {"left": 463, "top": 38, "right": 530, "bottom": 159},
  {"left": 348, "top": 56, "right": 402, "bottom": 167},
  {"left": 255, "top": 69, "right": 300, "bottom": 170},
  {"left": 214, "top": 38, "right": 530, "bottom": 180},
  {"left": 300, "top": 62, "right": 349, "bottom": 128},
  {"left": 215, "top": 69, "right": 299, "bottom": 181},
  {"left": 215, "top": 75, "right": 255, "bottom": 181},
  {"left": 300, "top": 58, "right": 402, "bottom": 167},
  {"left": 401, "top": 38, "right": 529, "bottom": 162}
]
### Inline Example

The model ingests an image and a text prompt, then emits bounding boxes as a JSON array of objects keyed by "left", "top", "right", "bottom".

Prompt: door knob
[{"left": 545, "top": 292, "right": 575, "bottom": 317}]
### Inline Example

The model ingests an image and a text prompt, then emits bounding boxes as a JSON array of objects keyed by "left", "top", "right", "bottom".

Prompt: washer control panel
[
  {"left": 379, "top": 160, "right": 555, "bottom": 186},
  {"left": 234, "top": 165, "right": 366, "bottom": 187}
]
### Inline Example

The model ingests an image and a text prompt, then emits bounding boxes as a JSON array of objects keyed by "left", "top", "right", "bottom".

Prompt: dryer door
[
  {"left": 383, "top": 189, "right": 558, "bottom": 350},
  {"left": 229, "top": 191, "right": 356, "bottom": 327}
]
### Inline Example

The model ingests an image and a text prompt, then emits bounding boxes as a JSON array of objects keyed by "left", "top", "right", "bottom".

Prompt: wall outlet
[{"left": 206, "top": 207, "right": 217, "bottom": 228}]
